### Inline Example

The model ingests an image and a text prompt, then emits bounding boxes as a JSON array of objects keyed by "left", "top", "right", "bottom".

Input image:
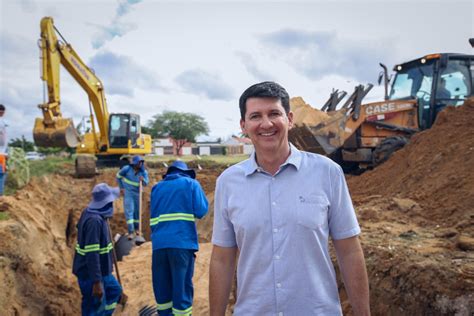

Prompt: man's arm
[
  {"left": 333, "top": 236, "right": 370, "bottom": 316},
  {"left": 209, "top": 245, "right": 237, "bottom": 316},
  {"left": 116, "top": 166, "right": 126, "bottom": 189},
  {"left": 193, "top": 181, "right": 208, "bottom": 219},
  {"left": 141, "top": 169, "right": 149, "bottom": 186}
]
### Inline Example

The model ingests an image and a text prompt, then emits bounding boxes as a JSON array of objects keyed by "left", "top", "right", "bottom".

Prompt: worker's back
[{"left": 150, "top": 173, "right": 208, "bottom": 251}]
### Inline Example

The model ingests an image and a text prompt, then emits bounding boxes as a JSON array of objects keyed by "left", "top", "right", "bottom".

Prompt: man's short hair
[
  {"left": 0, "top": 104, "right": 4, "bottom": 111},
  {"left": 239, "top": 81, "right": 290, "bottom": 120}
]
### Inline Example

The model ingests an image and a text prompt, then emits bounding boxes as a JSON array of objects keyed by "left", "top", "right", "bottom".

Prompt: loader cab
[
  {"left": 389, "top": 53, "right": 473, "bottom": 129},
  {"left": 108, "top": 113, "right": 141, "bottom": 148}
]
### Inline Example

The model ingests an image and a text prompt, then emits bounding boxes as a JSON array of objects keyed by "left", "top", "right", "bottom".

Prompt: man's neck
[{"left": 255, "top": 143, "right": 291, "bottom": 175}]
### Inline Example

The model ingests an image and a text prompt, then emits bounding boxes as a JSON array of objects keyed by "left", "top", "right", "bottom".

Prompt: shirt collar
[{"left": 243, "top": 143, "right": 302, "bottom": 176}]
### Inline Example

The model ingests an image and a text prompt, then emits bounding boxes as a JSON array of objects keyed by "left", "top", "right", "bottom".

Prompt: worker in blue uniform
[
  {"left": 73, "top": 183, "right": 124, "bottom": 316},
  {"left": 150, "top": 161, "right": 208, "bottom": 316},
  {"left": 116, "top": 155, "right": 149, "bottom": 237}
]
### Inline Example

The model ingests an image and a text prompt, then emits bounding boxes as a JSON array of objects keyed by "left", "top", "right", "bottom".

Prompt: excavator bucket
[{"left": 33, "top": 117, "right": 81, "bottom": 148}]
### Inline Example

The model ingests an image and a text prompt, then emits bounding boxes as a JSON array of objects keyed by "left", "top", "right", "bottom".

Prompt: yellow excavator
[
  {"left": 33, "top": 17, "right": 152, "bottom": 177},
  {"left": 289, "top": 52, "right": 474, "bottom": 172}
]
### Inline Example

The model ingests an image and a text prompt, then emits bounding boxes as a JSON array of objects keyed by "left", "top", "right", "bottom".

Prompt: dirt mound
[
  {"left": 349, "top": 100, "right": 474, "bottom": 232},
  {"left": 290, "top": 96, "right": 330, "bottom": 126},
  {"left": 345, "top": 100, "right": 474, "bottom": 314},
  {"left": 0, "top": 175, "right": 87, "bottom": 315}
]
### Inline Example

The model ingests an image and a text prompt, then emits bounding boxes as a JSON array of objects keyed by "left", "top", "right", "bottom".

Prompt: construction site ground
[{"left": 1, "top": 101, "right": 473, "bottom": 315}]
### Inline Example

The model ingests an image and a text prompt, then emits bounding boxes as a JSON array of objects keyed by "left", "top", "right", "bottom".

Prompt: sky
[{"left": 1, "top": 0, "right": 473, "bottom": 142}]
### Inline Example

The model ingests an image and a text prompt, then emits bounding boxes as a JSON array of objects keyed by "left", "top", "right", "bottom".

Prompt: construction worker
[
  {"left": 0, "top": 104, "right": 8, "bottom": 196},
  {"left": 116, "top": 155, "right": 149, "bottom": 238},
  {"left": 73, "top": 183, "right": 124, "bottom": 315},
  {"left": 150, "top": 161, "right": 208, "bottom": 316},
  {"left": 209, "top": 82, "right": 370, "bottom": 315}
]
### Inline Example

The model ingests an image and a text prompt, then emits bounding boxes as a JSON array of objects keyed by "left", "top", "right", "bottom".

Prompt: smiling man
[{"left": 209, "top": 81, "right": 370, "bottom": 315}]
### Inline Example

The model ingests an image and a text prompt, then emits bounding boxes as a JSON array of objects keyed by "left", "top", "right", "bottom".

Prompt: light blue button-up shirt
[{"left": 212, "top": 144, "right": 360, "bottom": 315}]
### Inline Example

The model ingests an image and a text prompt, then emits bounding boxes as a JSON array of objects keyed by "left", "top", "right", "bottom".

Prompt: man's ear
[
  {"left": 287, "top": 111, "right": 294, "bottom": 129},
  {"left": 240, "top": 119, "right": 246, "bottom": 134}
]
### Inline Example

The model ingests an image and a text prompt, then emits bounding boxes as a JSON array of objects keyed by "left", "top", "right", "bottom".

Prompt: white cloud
[
  {"left": 88, "top": 51, "right": 164, "bottom": 97},
  {"left": 175, "top": 70, "right": 235, "bottom": 101},
  {"left": 260, "top": 29, "right": 396, "bottom": 82},
  {"left": 91, "top": 0, "right": 144, "bottom": 49}
]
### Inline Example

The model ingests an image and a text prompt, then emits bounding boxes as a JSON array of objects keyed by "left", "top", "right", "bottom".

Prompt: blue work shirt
[
  {"left": 212, "top": 144, "right": 361, "bottom": 315},
  {"left": 150, "top": 172, "right": 208, "bottom": 251},
  {"left": 73, "top": 205, "right": 114, "bottom": 282},
  {"left": 116, "top": 165, "right": 149, "bottom": 194}
]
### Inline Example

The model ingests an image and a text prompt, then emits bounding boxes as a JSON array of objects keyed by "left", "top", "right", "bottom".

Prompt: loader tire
[
  {"left": 373, "top": 136, "right": 408, "bottom": 166},
  {"left": 75, "top": 155, "right": 96, "bottom": 178}
]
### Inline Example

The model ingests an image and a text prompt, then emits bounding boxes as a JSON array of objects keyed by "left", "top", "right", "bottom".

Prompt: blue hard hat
[
  {"left": 132, "top": 155, "right": 144, "bottom": 165},
  {"left": 166, "top": 160, "right": 196, "bottom": 179}
]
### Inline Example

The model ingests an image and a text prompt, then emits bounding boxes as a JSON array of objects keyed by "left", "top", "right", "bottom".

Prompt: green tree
[
  {"left": 147, "top": 111, "right": 210, "bottom": 155},
  {"left": 8, "top": 136, "right": 35, "bottom": 152}
]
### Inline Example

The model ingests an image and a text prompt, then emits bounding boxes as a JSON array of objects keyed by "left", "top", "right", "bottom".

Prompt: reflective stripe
[
  {"left": 172, "top": 306, "right": 192, "bottom": 315},
  {"left": 99, "top": 243, "right": 113, "bottom": 254},
  {"left": 157, "top": 301, "right": 173, "bottom": 310},
  {"left": 122, "top": 177, "right": 139, "bottom": 187},
  {"left": 150, "top": 213, "right": 195, "bottom": 226},
  {"left": 105, "top": 302, "right": 117, "bottom": 310},
  {"left": 116, "top": 172, "right": 140, "bottom": 187},
  {"left": 126, "top": 219, "right": 134, "bottom": 224},
  {"left": 133, "top": 220, "right": 140, "bottom": 223},
  {"left": 75, "top": 243, "right": 113, "bottom": 256}
]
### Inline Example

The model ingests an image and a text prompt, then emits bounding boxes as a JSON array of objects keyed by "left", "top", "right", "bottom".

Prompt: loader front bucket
[
  {"left": 33, "top": 117, "right": 81, "bottom": 148},
  {"left": 289, "top": 109, "right": 348, "bottom": 155}
]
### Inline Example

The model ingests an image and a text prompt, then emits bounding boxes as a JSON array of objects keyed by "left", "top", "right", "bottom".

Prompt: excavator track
[{"left": 75, "top": 154, "right": 96, "bottom": 178}]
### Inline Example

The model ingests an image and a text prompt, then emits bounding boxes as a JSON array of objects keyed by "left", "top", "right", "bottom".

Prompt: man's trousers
[
  {"left": 123, "top": 191, "right": 140, "bottom": 233},
  {"left": 152, "top": 248, "right": 195, "bottom": 316},
  {"left": 77, "top": 274, "right": 122, "bottom": 316}
]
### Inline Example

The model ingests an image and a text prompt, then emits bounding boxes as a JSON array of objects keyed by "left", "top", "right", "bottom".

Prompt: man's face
[
  {"left": 240, "top": 97, "right": 293, "bottom": 153},
  {"left": 0, "top": 110, "right": 4, "bottom": 117}
]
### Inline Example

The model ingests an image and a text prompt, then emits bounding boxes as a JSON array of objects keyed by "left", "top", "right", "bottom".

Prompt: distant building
[
  {"left": 152, "top": 138, "right": 192, "bottom": 156},
  {"left": 193, "top": 141, "right": 225, "bottom": 156},
  {"left": 152, "top": 136, "right": 253, "bottom": 156},
  {"left": 222, "top": 136, "right": 253, "bottom": 155}
]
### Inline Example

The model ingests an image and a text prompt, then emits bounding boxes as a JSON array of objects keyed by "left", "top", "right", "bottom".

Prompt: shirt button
[
  {"left": 278, "top": 313, "right": 283, "bottom": 316},
  {"left": 272, "top": 177, "right": 275, "bottom": 181},
  {"left": 273, "top": 228, "right": 278, "bottom": 233},
  {"left": 276, "top": 283, "right": 282, "bottom": 288},
  {"left": 272, "top": 201, "right": 276, "bottom": 206},
  {"left": 275, "top": 255, "right": 280, "bottom": 260}
]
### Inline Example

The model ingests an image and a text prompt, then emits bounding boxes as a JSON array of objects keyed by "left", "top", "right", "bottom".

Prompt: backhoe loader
[
  {"left": 289, "top": 52, "right": 474, "bottom": 172},
  {"left": 33, "top": 17, "right": 152, "bottom": 177}
]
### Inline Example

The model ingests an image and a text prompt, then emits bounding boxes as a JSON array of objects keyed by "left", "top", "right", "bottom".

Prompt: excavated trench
[{"left": 1, "top": 101, "right": 474, "bottom": 315}]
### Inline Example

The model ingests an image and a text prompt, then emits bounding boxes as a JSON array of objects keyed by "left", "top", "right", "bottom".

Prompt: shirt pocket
[{"left": 296, "top": 194, "right": 329, "bottom": 229}]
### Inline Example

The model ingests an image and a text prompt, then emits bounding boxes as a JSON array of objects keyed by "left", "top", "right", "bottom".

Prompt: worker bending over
[
  {"left": 73, "top": 183, "right": 124, "bottom": 315},
  {"left": 116, "top": 155, "right": 149, "bottom": 237},
  {"left": 150, "top": 161, "right": 208, "bottom": 316}
]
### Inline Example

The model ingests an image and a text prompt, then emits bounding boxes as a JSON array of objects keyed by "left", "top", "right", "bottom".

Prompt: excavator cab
[{"left": 108, "top": 113, "right": 141, "bottom": 149}]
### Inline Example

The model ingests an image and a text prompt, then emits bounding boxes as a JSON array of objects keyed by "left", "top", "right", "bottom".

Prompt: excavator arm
[{"left": 34, "top": 17, "right": 109, "bottom": 150}]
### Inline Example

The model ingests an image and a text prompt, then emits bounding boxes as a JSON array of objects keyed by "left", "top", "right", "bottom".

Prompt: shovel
[
  {"left": 106, "top": 218, "right": 128, "bottom": 309},
  {"left": 135, "top": 180, "right": 146, "bottom": 246}
]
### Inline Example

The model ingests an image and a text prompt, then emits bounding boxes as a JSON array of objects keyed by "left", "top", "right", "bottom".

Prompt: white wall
[
  {"left": 199, "top": 146, "right": 211, "bottom": 156},
  {"left": 182, "top": 147, "right": 192, "bottom": 155},
  {"left": 154, "top": 147, "right": 164, "bottom": 155}
]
